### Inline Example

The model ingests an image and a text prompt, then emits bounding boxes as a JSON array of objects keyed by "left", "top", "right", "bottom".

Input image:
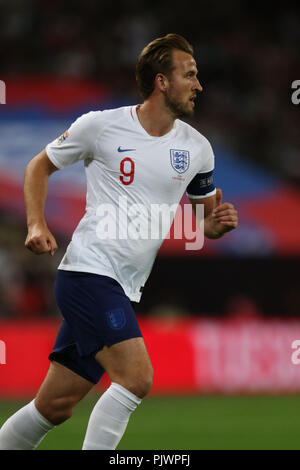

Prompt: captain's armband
[{"left": 186, "top": 170, "right": 216, "bottom": 199}]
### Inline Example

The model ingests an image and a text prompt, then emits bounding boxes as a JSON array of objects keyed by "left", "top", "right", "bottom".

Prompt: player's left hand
[{"left": 210, "top": 188, "right": 238, "bottom": 236}]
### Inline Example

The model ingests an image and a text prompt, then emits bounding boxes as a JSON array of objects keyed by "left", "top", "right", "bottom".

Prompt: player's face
[{"left": 163, "top": 50, "right": 202, "bottom": 118}]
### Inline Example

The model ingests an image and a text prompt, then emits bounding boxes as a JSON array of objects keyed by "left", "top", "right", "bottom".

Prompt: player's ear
[{"left": 156, "top": 73, "right": 168, "bottom": 92}]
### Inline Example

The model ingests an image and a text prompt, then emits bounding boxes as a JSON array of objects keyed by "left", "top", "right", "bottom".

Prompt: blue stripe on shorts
[{"left": 49, "top": 270, "right": 142, "bottom": 384}]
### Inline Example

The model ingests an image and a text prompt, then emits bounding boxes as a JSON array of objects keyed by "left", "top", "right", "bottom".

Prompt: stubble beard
[{"left": 164, "top": 89, "right": 195, "bottom": 119}]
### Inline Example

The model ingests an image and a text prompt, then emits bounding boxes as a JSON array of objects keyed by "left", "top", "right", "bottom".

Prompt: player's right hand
[{"left": 25, "top": 223, "right": 58, "bottom": 256}]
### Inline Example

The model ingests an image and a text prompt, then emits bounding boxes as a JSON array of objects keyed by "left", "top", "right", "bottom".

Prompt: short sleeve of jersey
[
  {"left": 45, "top": 111, "right": 102, "bottom": 169},
  {"left": 186, "top": 136, "right": 217, "bottom": 199}
]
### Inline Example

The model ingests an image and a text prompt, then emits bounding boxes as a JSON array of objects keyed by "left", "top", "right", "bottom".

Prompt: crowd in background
[
  {"left": 1, "top": 0, "right": 299, "bottom": 183},
  {"left": 0, "top": 0, "right": 300, "bottom": 319},
  {"left": 0, "top": 213, "right": 60, "bottom": 318}
]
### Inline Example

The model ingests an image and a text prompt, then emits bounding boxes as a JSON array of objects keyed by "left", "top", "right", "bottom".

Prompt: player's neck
[{"left": 136, "top": 101, "right": 175, "bottom": 137}]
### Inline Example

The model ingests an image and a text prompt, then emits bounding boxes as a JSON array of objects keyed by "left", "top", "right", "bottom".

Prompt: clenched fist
[{"left": 25, "top": 222, "right": 58, "bottom": 256}]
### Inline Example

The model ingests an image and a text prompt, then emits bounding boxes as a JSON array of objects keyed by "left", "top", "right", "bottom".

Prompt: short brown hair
[{"left": 136, "top": 33, "right": 194, "bottom": 100}]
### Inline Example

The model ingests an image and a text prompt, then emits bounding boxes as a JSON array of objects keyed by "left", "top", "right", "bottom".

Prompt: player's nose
[
  {"left": 195, "top": 79, "right": 203, "bottom": 92},
  {"left": 192, "top": 77, "right": 203, "bottom": 93}
]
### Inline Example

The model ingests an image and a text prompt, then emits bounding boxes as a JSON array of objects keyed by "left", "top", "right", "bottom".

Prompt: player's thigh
[
  {"left": 35, "top": 360, "right": 94, "bottom": 415},
  {"left": 94, "top": 337, "right": 153, "bottom": 396}
]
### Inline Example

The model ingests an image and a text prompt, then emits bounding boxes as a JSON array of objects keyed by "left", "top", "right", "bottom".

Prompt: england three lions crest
[{"left": 170, "top": 149, "right": 190, "bottom": 174}]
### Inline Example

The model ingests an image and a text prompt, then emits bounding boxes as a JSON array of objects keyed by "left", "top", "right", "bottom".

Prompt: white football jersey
[{"left": 46, "top": 105, "right": 216, "bottom": 301}]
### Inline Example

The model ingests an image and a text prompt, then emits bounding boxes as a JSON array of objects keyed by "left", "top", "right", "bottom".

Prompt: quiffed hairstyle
[{"left": 136, "top": 33, "right": 194, "bottom": 100}]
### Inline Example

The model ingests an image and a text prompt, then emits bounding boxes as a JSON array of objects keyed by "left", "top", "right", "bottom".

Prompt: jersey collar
[{"left": 129, "top": 105, "right": 177, "bottom": 141}]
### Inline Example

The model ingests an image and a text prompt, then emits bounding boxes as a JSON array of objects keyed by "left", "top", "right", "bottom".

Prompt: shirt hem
[
  {"left": 57, "top": 264, "right": 142, "bottom": 303},
  {"left": 45, "top": 145, "right": 65, "bottom": 169}
]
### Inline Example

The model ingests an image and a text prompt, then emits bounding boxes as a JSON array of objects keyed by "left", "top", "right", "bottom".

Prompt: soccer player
[{"left": 0, "top": 34, "right": 238, "bottom": 450}]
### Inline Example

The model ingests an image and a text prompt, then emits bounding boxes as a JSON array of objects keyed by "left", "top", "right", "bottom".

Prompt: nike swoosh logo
[{"left": 118, "top": 146, "right": 136, "bottom": 152}]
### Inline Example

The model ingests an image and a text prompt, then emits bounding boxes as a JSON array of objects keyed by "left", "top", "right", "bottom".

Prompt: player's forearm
[{"left": 24, "top": 157, "right": 50, "bottom": 228}]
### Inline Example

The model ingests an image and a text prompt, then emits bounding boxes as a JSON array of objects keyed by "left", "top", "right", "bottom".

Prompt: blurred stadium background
[{"left": 1, "top": 0, "right": 300, "bottom": 449}]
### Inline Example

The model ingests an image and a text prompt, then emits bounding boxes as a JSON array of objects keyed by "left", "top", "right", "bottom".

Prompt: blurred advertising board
[{"left": 1, "top": 316, "right": 300, "bottom": 397}]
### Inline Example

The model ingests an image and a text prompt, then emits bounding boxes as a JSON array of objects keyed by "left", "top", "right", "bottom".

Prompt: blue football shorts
[{"left": 49, "top": 270, "right": 142, "bottom": 384}]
